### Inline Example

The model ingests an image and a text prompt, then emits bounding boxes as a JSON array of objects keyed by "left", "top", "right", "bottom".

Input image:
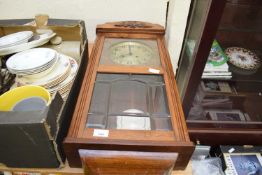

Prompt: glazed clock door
[{"left": 86, "top": 73, "right": 172, "bottom": 131}]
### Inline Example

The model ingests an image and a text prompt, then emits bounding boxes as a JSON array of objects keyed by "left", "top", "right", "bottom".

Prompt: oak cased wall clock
[{"left": 64, "top": 21, "right": 194, "bottom": 174}]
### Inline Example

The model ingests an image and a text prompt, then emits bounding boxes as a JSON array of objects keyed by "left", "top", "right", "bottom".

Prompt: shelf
[
  {"left": 202, "top": 65, "right": 262, "bottom": 84},
  {"left": 187, "top": 120, "right": 262, "bottom": 131}
]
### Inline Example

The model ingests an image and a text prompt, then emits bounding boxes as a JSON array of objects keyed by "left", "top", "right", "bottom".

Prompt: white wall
[
  {"left": 166, "top": 0, "right": 191, "bottom": 73},
  {"left": 0, "top": 0, "right": 168, "bottom": 42},
  {"left": 0, "top": 0, "right": 191, "bottom": 70}
]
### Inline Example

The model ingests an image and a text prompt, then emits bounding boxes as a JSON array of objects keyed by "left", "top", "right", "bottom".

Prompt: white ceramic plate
[
  {"left": 48, "top": 58, "right": 78, "bottom": 91},
  {"left": 48, "top": 57, "right": 78, "bottom": 96},
  {"left": 16, "top": 53, "right": 71, "bottom": 88},
  {"left": 0, "top": 33, "right": 56, "bottom": 56},
  {"left": 6, "top": 48, "right": 57, "bottom": 74},
  {"left": 0, "top": 31, "right": 33, "bottom": 49},
  {"left": 11, "top": 56, "right": 58, "bottom": 76},
  {"left": 61, "top": 91, "right": 70, "bottom": 101},
  {"left": 19, "top": 56, "right": 59, "bottom": 78}
]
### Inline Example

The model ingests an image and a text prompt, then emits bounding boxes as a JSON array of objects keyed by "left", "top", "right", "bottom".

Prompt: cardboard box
[{"left": 0, "top": 17, "right": 88, "bottom": 168}]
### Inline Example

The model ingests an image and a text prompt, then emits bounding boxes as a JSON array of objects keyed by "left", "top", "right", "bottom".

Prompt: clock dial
[{"left": 109, "top": 41, "right": 154, "bottom": 65}]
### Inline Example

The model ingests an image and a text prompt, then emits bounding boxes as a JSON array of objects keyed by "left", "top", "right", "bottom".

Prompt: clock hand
[{"left": 128, "top": 44, "right": 132, "bottom": 55}]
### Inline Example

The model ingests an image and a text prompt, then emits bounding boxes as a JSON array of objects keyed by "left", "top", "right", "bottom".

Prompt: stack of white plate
[
  {"left": 0, "top": 31, "right": 56, "bottom": 56},
  {"left": 7, "top": 48, "right": 78, "bottom": 101},
  {"left": 48, "top": 57, "right": 78, "bottom": 100},
  {"left": 0, "top": 31, "right": 33, "bottom": 49},
  {"left": 7, "top": 48, "right": 58, "bottom": 75}
]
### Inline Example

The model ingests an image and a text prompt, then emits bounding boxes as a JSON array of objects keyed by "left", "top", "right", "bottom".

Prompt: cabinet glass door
[
  {"left": 176, "top": 0, "right": 213, "bottom": 100},
  {"left": 178, "top": 0, "right": 262, "bottom": 128}
]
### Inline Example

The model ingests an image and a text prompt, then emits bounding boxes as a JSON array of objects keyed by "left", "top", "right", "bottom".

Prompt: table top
[
  {"left": 0, "top": 43, "right": 192, "bottom": 175},
  {"left": 0, "top": 161, "right": 192, "bottom": 175}
]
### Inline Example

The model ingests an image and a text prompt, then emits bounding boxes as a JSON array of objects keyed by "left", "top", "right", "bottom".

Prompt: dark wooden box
[{"left": 0, "top": 18, "right": 88, "bottom": 168}]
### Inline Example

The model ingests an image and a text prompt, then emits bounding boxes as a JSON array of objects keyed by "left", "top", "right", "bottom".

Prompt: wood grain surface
[{"left": 79, "top": 150, "right": 178, "bottom": 175}]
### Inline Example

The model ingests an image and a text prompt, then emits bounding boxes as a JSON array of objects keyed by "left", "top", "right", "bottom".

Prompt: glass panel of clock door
[
  {"left": 100, "top": 38, "right": 161, "bottom": 67},
  {"left": 86, "top": 73, "right": 172, "bottom": 131}
]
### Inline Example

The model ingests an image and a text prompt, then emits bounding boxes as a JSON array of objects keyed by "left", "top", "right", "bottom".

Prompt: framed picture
[
  {"left": 205, "top": 109, "right": 248, "bottom": 121},
  {"left": 224, "top": 153, "right": 262, "bottom": 175},
  {"left": 201, "top": 80, "right": 233, "bottom": 93}
]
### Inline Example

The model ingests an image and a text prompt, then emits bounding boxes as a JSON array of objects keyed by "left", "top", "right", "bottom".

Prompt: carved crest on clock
[{"left": 114, "top": 21, "right": 152, "bottom": 28}]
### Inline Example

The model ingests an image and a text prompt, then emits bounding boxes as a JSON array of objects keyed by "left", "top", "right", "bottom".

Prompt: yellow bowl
[{"left": 0, "top": 85, "right": 51, "bottom": 111}]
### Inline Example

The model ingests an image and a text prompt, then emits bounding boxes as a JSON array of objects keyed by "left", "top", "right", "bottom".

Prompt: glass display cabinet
[
  {"left": 64, "top": 21, "right": 194, "bottom": 173},
  {"left": 176, "top": 0, "right": 262, "bottom": 145}
]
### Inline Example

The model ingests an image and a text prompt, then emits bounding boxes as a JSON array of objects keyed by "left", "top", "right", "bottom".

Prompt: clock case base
[{"left": 64, "top": 139, "right": 194, "bottom": 170}]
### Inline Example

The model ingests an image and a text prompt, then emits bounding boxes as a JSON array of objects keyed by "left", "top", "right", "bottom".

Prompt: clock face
[{"left": 109, "top": 41, "right": 154, "bottom": 65}]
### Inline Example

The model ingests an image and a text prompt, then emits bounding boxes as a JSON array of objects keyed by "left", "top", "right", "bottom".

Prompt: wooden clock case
[{"left": 63, "top": 21, "right": 194, "bottom": 172}]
